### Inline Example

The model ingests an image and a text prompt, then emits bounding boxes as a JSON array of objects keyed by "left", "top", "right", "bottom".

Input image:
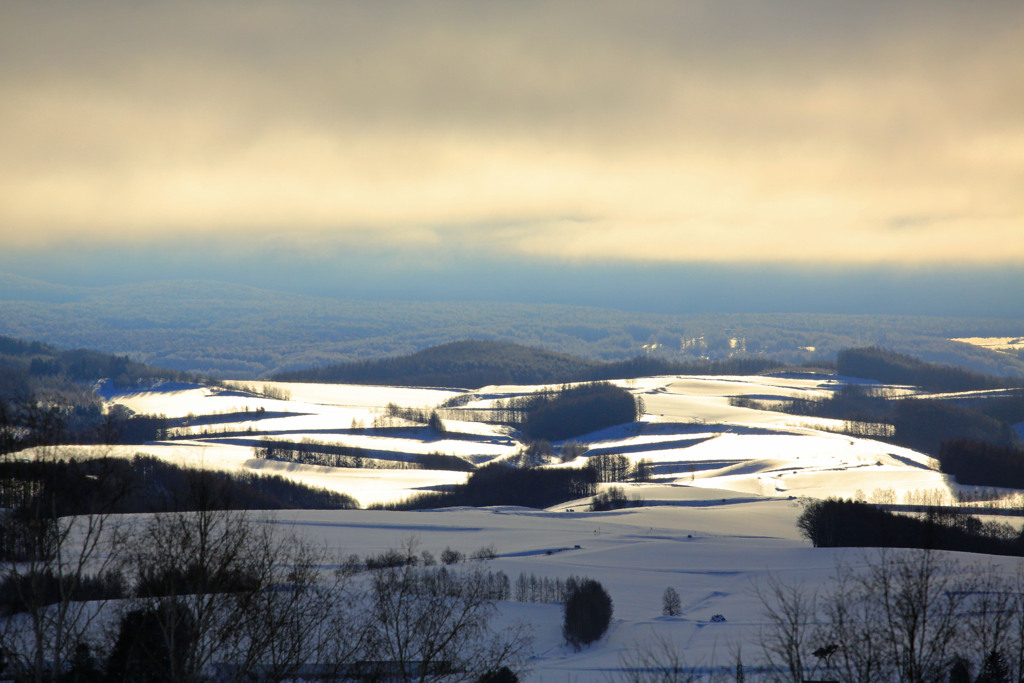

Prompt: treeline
[
  {"left": 586, "top": 453, "right": 652, "bottom": 483},
  {"left": 797, "top": 498, "right": 1024, "bottom": 556},
  {"left": 938, "top": 439, "right": 1024, "bottom": 490},
  {"left": 0, "top": 453, "right": 357, "bottom": 526},
  {"left": 273, "top": 339, "right": 783, "bottom": 388},
  {"left": 274, "top": 340, "right": 598, "bottom": 387},
  {"left": 737, "top": 384, "right": 1020, "bottom": 456},
  {"left": 838, "top": 346, "right": 1018, "bottom": 392},
  {"left": 381, "top": 403, "right": 446, "bottom": 432},
  {"left": 10, "top": 271, "right": 1024, "bottom": 379},
  {"left": 372, "top": 463, "right": 598, "bottom": 510},
  {"left": 892, "top": 399, "right": 1014, "bottom": 454},
  {"left": 0, "top": 394, "right": 169, "bottom": 455},
  {"left": 253, "top": 439, "right": 475, "bottom": 472},
  {"left": 512, "top": 573, "right": 595, "bottom": 604},
  {"left": 0, "top": 335, "right": 200, "bottom": 390},
  {"left": 590, "top": 486, "right": 644, "bottom": 512}
]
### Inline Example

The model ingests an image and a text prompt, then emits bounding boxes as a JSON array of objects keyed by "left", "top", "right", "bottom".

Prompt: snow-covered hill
[
  {"left": 76, "top": 373, "right": 1018, "bottom": 680},
  {"left": 101, "top": 373, "right": 951, "bottom": 508}
]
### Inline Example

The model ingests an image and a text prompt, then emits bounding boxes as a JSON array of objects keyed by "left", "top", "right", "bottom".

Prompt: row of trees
[
  {"left": 797, "top": 498, "right": 1023, "bottom": 557},
  {"left": 375, "top": 463, "right": 599, "bottom": 510},
  {"left": 586, "top": 453, "right": 654, "bottom": 483},
  {"left": 512, "top": 573, "right": 595, "bottom": 605},
  {"left": 252, "top": 439, "right": 475, "bottom": 473},
  {"left": 590, "top": 486, "right": 645, "bottom": 512},
  {"left": 937, "top": 439, "right": 1024, "bottom": 490},
  {"left": 738, "top": 388, "right": 1017, "bottom": 456},
  {"left": 0, "top": 454, "right": 357, "bottom": 528}
]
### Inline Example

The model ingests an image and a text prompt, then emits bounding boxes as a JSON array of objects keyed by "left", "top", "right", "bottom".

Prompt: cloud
[{"left": 1, "top": 1, "right": 1022, "bottom": 264}]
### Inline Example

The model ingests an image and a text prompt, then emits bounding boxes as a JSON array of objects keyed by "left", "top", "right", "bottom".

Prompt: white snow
[
  {"left": 97, "top": 373, "right": 962, "bottom": 507},
  {"left": 79, "top": 372, "right": 1024, "bottom": 680}
]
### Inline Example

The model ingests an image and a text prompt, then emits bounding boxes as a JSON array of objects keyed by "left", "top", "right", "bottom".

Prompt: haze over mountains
[{"left": 3, "top": 272, "right": 1023, "bottom": 381}]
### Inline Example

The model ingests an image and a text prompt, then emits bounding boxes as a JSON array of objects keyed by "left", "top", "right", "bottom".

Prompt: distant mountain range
[{"left": 2, "top": 271, "right": 1023, "bottom": 380}]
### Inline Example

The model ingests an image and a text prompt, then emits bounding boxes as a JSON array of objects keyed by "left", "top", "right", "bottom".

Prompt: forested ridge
[
  {"left": 273, "top": 339, "right": 782, "bottom": 388},
  {"left": 0, "top": 336, "right": 211, "bottom": 454},
  {"left": 0, "top": 335, "right": 201, "bottom": 390},
  {"left": 838, "top": 346, "right": 1019, "bottom": 392}
]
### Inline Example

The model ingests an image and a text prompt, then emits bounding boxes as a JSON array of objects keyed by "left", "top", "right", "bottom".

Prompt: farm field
[
  {"left": 101, "top": 373, "right": 952, "bottom": 508},
  {"left": 42, "top": 371, "right": 1017, "bottom": 680}
]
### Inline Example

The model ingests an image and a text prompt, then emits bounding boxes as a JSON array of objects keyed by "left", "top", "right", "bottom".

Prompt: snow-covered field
[
  {"left": 87, "top": 373, "right": 1016, "bottom": 680},
  {"left": 103, "top": 374, "right": 952, "bottom": 508},
  {"left": 952, "top": 336, "right": 1024, "bottom": 353}
]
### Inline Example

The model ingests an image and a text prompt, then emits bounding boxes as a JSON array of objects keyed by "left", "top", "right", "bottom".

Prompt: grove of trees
[
  {"left": 487, "top": 382, "right": 642, "bottom": 442},
  {"left": 375, "top": 463, "right": 598, "bottom": 511},
  {"left": 796, "top": 498, "right": 1024, "bottom": 557}
]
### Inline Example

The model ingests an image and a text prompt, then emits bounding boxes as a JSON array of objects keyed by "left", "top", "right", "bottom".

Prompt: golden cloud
[{"left": 1, "top": 1, "right": 1022, "bottom": 264}]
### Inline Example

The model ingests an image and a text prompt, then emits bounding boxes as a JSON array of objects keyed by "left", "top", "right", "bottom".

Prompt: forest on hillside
[
  {"left": 0, "top": 336, "right": 204, "bottom": 454},
  {"left": 274, "top": 340, "right": 782, "bottom": 388},
  {"left": 837, "top": 346, "right": 1018, "bottom": 392}
]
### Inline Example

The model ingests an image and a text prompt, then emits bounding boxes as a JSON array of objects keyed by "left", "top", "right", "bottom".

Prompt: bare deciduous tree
[
  {"left": 0, "top": 448, "right": 129, "bottom": 683},
  {"left": 818, "top": 560, "right": 890, "bottom": 683},
  {"left": 120, "top": 474, "right": 361, "bottom": 683},
  {"left": 867, "top": 550, "right": 969, "bottom": 683},
  {"left": 755, "top": 574, "right": 817, "bottom": 683},
  {"left": 662, "top": 586, "right": 682, "bottom": 617},
  {"left": 613, "top": 635, "right": 703, "bottom": 683},
  {"left": 758, "top": 549, "right": 1024, "bottom": 683},
  {"left": 363, "top": 543, "right": 532, "bottom": 683}
]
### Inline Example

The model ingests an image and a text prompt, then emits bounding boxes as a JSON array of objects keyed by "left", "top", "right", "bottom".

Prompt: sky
[{"left": 1, "top": 1, "right": 1022, "bottom": 314}]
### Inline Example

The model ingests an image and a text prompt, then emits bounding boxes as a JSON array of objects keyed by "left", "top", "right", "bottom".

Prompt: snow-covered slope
[
  {"left": 32, "top": 373, "right": 1024, "bottom": 680},
  {"left": 102, "top": 373, "right": 951, "bottom": 507}
]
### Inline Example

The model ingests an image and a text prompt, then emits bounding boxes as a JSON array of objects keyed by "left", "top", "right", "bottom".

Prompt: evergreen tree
[
  {"left": 562, "top": 579, "right": 613, "bottom": 649},
  {"left": 976, "top": 649, "right": 1009, "bottom": 683},
  {"left": 949, "top": 657, "right": 971, "bottom": 683}
]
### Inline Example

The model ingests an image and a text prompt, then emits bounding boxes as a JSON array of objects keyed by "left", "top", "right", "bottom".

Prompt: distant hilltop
[{"left": 271, "top": 339, "right": 783, "bottom": 388}]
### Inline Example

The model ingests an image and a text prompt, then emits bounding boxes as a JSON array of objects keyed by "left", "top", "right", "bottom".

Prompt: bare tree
[
  {"left": 0, "top": 448, "right": 129, "bottom": 683},
  {"left": 962, "top": 564, "right": 1015, "bottom": 677},
  {"left": 662, "top": 586, "right": 682, "bottom": 617},
  {"left": 1005, "top": 566, "right": 1024, "bottom": 683},
  {"left": 611, "top": 635, "right": 751, "bottom": 683},
  {"left": 868, "top": 550, "right": 970, "bottom": 683},
  {"left": 613, "top": 634, "right": 703, "bottom": 683},
  {"left": 759, "top": 549, "right": 1019, "bottom": 683},
  {"left": 363, "top": 544, "right": 533, "bottom": 683},
  {"left": 755, "top": 574, "right": 817, "bottom": 683},
  {"left": 817, "top": 560, "right": 891, "bottom": 683},
  {"left": 120, "top": 474, "right": 360, "bottom": 683}
]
